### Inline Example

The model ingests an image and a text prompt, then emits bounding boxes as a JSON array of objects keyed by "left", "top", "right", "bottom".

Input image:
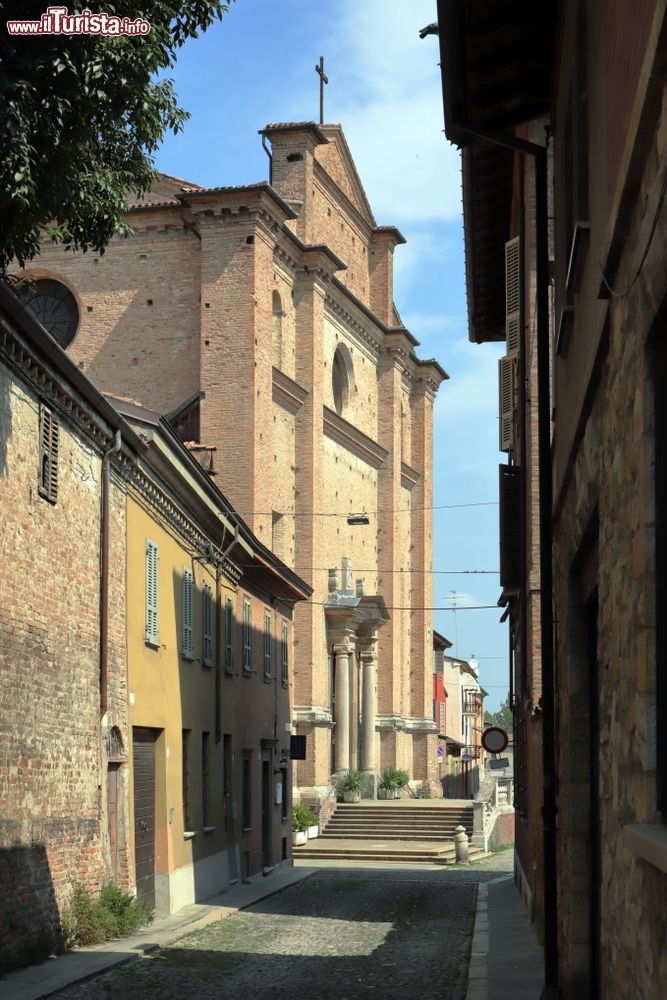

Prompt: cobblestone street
[{"left": 53, "top": 853, "right": 513, "bottom": 1000}]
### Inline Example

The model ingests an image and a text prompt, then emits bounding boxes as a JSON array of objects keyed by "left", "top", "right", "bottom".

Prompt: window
[
  {"left": 272, "top": 290, "right": 283, "bottom": 369},
  {"left": 182, "top": 568, "right": 193, "bottom": 658},
  {"left": 242, "top": 750, "right": 252, "bottom": 830},
  {"left": 202, "top": 732, "right": 210, "bottom": 827},
  {"left": 202, "top": 582, "right": 213, "bottom": 666},
  {"left": 145, "top": 540, "right": 159, "bottom": 645},
  {"left": 332, "top": 348, "right": 349, "bottom": 415},
  {"left": 38, "top": 405, "right": 59, "bottom": 503},
  {"left": 243, "top": 599, "right": 252, "bottom": 674},
  {"left": 182, "top": 730, "right": 190, "bottom": 831},
  {"left": 281, "top": 622, "right": 289, "bottom": 687},
  {"left": 264, "top": 612, "right": 272, "bottom": 680},
  {"left": 22, "top": 278, "right": 79, "bottom": 348},
  {"left": 224, "top": 598, "right": 234, "bottom": 674}
]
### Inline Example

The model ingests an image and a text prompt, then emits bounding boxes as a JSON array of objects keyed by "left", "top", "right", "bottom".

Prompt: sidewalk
[
  {"left": 466, "top": 874, "right": 544, "bottom": 999},
  {"left": 1, "top": 866, "right": 315, "bottom": 1000}
]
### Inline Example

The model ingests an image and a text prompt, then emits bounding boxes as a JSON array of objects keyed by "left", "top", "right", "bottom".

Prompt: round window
[{"left": 22, "top": 279, "right": 79, "bottom": 348}]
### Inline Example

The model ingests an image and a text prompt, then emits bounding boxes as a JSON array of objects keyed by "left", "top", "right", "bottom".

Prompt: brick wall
[{"left": 0, "top": 360, "right": 129, "bottom": 967}]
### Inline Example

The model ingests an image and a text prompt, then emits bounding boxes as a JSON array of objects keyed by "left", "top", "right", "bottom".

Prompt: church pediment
[{"left": 316, "top": 126, "right": 376, "bottom": 227}]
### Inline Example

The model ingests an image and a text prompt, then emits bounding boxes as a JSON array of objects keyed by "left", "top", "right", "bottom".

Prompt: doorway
[
  {"left": 132, "top": 727, "right": 157, "bottom": 907},
  {"left": 261, "top": 750, "right": 272, "bottom": 869}
]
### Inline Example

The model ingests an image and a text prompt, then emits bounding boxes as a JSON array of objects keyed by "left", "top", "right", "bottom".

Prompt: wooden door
[
  {"left": 132, "top": 728, "right": 157, "bottom": 907},
  {"left": 107, "top": 763, "right": 120, "bottom": 879}
]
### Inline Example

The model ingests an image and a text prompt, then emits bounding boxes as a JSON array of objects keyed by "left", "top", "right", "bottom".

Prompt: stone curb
[{"left": 465, "top": 873, "right": 513, "bottom": 1000}]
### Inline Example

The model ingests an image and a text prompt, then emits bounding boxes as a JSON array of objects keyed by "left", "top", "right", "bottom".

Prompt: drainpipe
[
  {"left": 453, "top": 122, "right": 558, "bottom": 998},
  {"left": 100, "top": 430, "right": 122, "bottom": 718}
]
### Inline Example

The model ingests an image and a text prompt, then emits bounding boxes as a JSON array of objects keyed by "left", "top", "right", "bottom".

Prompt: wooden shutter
[
  {"left": 203, "top": 583, "right": 213, "bottom": 665},
  {"left": 281, "top": 622, "right": 288, "bottom": 686},
  {"left": 264, "top": 612, "right": 272, "bottom": 678},
  {"left": 498, "top": 356, "right": 515, "bottom": 453},
  {"left": 38, "top": 405, "right": 59, "bottom": 503},
  {"left": 182, "top": 568, "right": 193, "bottom": 658},
  {"left": 224, "top": 598, "right": 234, "bottom": 674},
  {"left": 499, "top": 464, "right": 521, "bottom": 593},
  {"left": 145, "top": 540, "right": 159, "bottom": 644},
  {"left": 505, "top": 237, "right": 521, "bottom": 359},
  {"left": 243, "top": 600, "right": 252, "bottom": 673}
]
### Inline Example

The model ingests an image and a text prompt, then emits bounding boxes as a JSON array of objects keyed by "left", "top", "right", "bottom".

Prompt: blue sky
[{"left": 154, "top": 0, "right": 509, "bottom": 710}]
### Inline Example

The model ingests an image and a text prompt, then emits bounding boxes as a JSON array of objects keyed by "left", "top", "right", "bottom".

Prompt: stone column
[
  {"left": 334, "top": 643, "right": 351, "bottom": 772},
  {"left": 361, "top": 651, "right": 377, "bottom": 773}
]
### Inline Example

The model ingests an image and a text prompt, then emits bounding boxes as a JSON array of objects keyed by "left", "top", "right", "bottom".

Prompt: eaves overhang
[{"left": 436, "top": 0, "right": 558, "bottom": 343}]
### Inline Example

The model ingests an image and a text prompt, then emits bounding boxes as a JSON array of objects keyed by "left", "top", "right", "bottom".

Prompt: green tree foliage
[
  {"left": 0, "top": 2, "right": 234, "bottom": 274},
  {"left": 484, "top": 696, "right": 513, "bottom": 734}
]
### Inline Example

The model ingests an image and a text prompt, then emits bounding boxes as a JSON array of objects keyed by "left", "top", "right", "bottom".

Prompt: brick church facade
[{"left": 25, "top": 120, "right": 446, "bottom": 806}]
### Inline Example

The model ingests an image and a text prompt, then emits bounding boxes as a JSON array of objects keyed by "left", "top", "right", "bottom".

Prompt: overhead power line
[{"left": 236, "top": 500, "right": 499, "bottom": 518}]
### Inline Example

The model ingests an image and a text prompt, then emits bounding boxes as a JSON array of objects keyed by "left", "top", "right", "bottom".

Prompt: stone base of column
[{"left": 360, "top": 769, "right": 377, "bottom": 799}]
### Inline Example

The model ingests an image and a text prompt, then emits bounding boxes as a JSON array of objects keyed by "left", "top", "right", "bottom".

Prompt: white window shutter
[
  {"left": 498, "top": 356, "right": 515, "bottom": 453},
  {"left": 505, "top": 237, "right": 521, "bottom": 359},
  {"left": 182, "top": 569, "right": 193, "bottom": 658},
  {"left": 145, "top": 540, "right": 159, "bottom": 644},
  {"left": 281, "top": 623, "right": 288, "bottom": 685}
]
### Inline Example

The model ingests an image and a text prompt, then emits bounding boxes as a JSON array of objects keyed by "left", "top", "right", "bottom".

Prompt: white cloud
[{"left": 327, "top": 1, "right": 463, "bottom": 224}]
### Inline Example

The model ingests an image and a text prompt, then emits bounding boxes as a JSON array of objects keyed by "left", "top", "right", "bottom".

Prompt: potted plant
[
  {"left": 395, "top": 768, "right": 409, "bottom": 798},
  {"left": 341, "top": 768, "right": 363, "bottom": 803},
  {"left": 378, "top": 766, "right": 398, "bottom": 799},
  {"left": 293, "top": 802, "right": 319, "bottom": 839},
  {"left": 292, "top": 802, "right": 314, "bottom": 846}
]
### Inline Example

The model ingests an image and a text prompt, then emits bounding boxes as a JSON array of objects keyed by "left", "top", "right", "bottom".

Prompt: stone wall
[{"left": 552, "top": 14, "right": 667, "bottom": 996}]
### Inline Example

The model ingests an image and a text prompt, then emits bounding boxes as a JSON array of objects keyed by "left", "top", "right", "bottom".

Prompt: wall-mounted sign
[{"left": 289, "top": 735, "right": 306, "bottom": 760}]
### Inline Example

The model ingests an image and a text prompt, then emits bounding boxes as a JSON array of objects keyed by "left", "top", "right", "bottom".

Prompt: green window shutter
[
  {"left": 225, "top": 598, "right": 234, "bottom": 674},
  {"left": 264, "top": 612, "right": 272, "bottom": 679},
  {"left": 145, "top": 540, "right": 159, "bottom": 644},
  {"left": 203, "top": 583, "right": 213, "bottom": 666},
  {"left": 243, "top": 600, "right": 252, "bottom": 673},
  {"left": 182, "top": 568, "right": 193, "bottom": 658}
]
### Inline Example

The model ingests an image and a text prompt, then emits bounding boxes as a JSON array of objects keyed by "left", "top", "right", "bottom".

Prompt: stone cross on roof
[{"left": 315, "top": 56, "right": 328, "bottom": 125}]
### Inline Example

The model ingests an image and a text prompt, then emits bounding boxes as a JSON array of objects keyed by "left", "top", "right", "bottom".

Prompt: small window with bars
[
  {"left": 38, "top": 404, "right": 59, "bottom": 504},
  {"left": 145, "top": 540, "right": 159, "bottom": 645},
  {"left": 224, "top": 598, "right": 234, "bottom": 675},
  {"left": 281, "top": 622, "right": 289, "bottom": 687},
  {"left": 202, "top": 582, "right": 213, "bottom": 666},
  {"left": 264, "top": 612, "right": 272, "bottom": 680},
  {"left": 182, "top": 568, "right": 193, "bottom": 658},
  {"left": 242, "top": 599, "right": 252, "bottom": 674}
]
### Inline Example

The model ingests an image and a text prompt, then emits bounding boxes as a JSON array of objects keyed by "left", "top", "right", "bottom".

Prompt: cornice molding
[
  {"left": 323, "top": 405, "right": 388, "bottom": 470},
  {"left": 400, "top": 461, "right": 421, "bottom": 491},
  {"left": 272, "top": 367, "right": 309, "bottom": 414}
]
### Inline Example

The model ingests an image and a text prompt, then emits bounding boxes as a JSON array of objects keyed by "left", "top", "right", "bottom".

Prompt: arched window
[
  {"left": 272, "top": 291, "right": 283, "bottom": 369},
  {"left": 21, "top": 278, "right": 79, "bottom": 348},
  {"left": 332, "top": 346, "right": 351, "bottom": 416}
]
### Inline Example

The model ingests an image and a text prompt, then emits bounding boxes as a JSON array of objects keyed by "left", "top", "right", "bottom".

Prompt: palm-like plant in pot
[
  {"left": 378, "top": 766, "right": 398, "bottom": 799},
  {"left": 341, "top": 768, "right": 363, "bottom": 803}
]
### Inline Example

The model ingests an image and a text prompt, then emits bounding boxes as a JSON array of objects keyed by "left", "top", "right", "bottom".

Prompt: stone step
[
  {"left": 323, "top": 826, "right": 472, "bottom": 837},
  {"left": 320, "top": 832, "right": 465, "bottom": 842}
]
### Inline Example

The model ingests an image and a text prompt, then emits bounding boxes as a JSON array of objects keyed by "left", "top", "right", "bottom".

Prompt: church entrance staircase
[{"left": 293, "top": 799, "right": 482, "bottom": 864}]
